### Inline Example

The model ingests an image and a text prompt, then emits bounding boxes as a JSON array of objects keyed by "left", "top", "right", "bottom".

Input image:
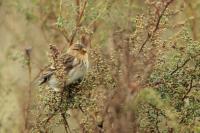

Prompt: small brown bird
[{"left": 39, "top": 43, "right": 89, "bottom": 91}]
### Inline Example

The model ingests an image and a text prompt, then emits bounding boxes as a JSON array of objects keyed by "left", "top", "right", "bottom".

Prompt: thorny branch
[{"left": 139, "top": 0, "right": 175, "bottom": 53}]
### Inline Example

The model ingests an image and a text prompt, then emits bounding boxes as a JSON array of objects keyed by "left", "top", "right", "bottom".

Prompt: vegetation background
[{"left": 0, "top": 0, "right": 200, "bottom": 133}]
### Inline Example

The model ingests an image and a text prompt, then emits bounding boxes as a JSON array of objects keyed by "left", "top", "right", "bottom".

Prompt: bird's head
[
  {"left": 72, "top": 43, "right": 87, "bottom": 54},
  {"left": 68, "top": 43, "right": 88, "bottom": 57}
]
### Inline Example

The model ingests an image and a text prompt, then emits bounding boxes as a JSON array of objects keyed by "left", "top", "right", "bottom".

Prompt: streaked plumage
[{"left": 39, "top": 43, "right": 89, "bottom": 91}]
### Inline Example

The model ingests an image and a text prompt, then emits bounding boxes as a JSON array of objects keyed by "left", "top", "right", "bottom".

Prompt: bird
[{"left": 39, "top": 43, "right": 89, "bottom": 91}]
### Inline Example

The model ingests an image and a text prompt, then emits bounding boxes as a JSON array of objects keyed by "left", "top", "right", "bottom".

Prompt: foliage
[
  {"left": 1, "top": 0, "right": 200, "bottom": 133},
  {"left": 135, "top": 29, "right": 200, "bottom": 132}
]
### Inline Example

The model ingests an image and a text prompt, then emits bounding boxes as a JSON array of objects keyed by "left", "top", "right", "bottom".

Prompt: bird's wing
[
  {"left": 38, "top": 67, "right": 55, "bottom": 85},
  {"left": 39, "top": 54, "right": 76, "bottom": 85},
  {"left": 61, "top": 53, "right": 76, "bottom": 73}
]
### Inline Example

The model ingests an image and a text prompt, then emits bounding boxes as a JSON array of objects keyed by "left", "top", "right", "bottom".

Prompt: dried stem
[{"left": 24, "top": 47, "right": 32, "bottom": 132}]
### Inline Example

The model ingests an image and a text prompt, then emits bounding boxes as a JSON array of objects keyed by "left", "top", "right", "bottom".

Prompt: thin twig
[
  {"left": 61, "top": 113, "right": 71, "bottom": 133},
  {"left": 59, "top": 0, "right": 63, "bottom": 16},
  {"left": 43, "top": 85, "right": 68, "bottom": 130},
  {"left": 44, "top": 113, "right": 57, "bottom": 127},
  {"left": 170, "top": 58, "right": 190, "bottom": 75},
  {"left": 183, "top": 0, "right": 197, "bottom": 40},
  {"left": 76, "top": 0, "right": 80, "bottom": 22},
  {"left": 153, "top": 0, "right": 174, "bottom": 33},
  {"left": 58, "top": 0, "right": 71, "bottom": 44},
  {"left": 43, "top": 90, "right": 65, "bottom": 127},
  {"left": 69, "top": 0, "right": 88, "bottom": 46},
  {"left": 181, "top": 77, "right": 194, "bottom": 102},
  {"left": 138, "top": 33, "right": 151, "bottom": 53},
  {"left": 139, "top": 0, "right": 174, "bottom": 53},
  {"left": 170, "top": 53, "right": 200, "bottom": 75}
]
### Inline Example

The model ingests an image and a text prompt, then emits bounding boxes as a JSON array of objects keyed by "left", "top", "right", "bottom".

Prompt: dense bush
[{"left": 1, "top": 0, "right": 200, "bottom": 133}]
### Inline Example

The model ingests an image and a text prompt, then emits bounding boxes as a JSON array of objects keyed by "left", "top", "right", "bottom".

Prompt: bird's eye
[
  {"left": 72, "top": 48, "right": 79, "bottom": 51},
  {"left": 80, "top": 48, "right": 87, "bottom": 54},
  {"left": 82, "top": 48, "right": 87, "bottom": 52}
]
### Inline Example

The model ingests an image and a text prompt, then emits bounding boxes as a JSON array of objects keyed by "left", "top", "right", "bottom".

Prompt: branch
[
  {"left": 181, "top": 77, "right": 194, "bottom": 102},
  {"left": 75, "top": 0, "right": 80, "bottom": 22},
  {"left": 170, "top": 58, "right": 190, "bottom": 75},
  {"left": 69, "top": 0, "right": 88, "bottom": 46},
  {"left": 170, "top": 54, "right": 200, "bottom": 75},
  {"left": 43, "top": 90, "right": 65, "bottom": 128},
  {"left": 139, "top": 0, "right": 174, "bottom": 53},
  {"left": 57, "top": 28, "right": 71, "bottom": 43},
  {"left": 61, "top": 113, "right": 71, "bottom": 133},
  {"left": 138, "top": 32, "right": 151, "bottom": 53},
  {"left": 183, "top": 0, "right": 197, "bottom": 40},
  {"left": 153, "top": 0, "right": 174, "bottom": 33}
]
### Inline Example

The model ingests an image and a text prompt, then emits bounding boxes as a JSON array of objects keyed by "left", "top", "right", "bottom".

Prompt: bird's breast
[{"left": 67, "top": 60, "right": 88, "bottom": 85}]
